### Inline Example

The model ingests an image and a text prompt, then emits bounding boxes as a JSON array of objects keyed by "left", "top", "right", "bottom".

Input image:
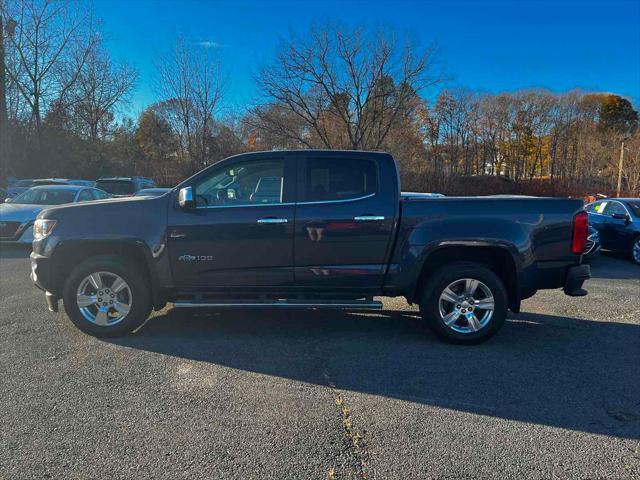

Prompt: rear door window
[
  {"left": 592, "top": 202, "right": 608, "bottom": 214},
  {"left": 585, "top": 202, "right": 600, "bottom": 213},
  {"left": 302, "top": 158, "right": 377, "bottom": 202}
]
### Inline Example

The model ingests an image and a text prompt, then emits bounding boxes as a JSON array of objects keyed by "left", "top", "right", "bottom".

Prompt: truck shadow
[{"left": 110, "top": 307, "right": 640, "bottom": 440}]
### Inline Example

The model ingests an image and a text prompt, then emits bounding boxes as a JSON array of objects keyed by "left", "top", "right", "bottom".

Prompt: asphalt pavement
[{"left": 1, "top": 246, "right": 639, "bottom": 479}]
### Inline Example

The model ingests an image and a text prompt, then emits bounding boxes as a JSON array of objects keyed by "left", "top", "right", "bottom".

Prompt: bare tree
[
  {"left": 73, "top": 45, "right": 137, "bottom": 141},
  {"left": 624, "top": 132, "right": 640, "bottom": 195},
  {"left": 250, "top": 24, "right": 442, "bottom": 150},
  {"left": 3, "top": 0, "right": 96, "bottom": 139},
  {"left": 155, "top": 37, "right": 226, "bottom": 172}
]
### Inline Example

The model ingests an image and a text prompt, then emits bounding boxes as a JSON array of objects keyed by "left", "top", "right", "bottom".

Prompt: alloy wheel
[
  {"left": 76, "top": 271, "right": 132, "bottom": 326},
  {"left": 438, "top": 278, "right": 495, "bottom": 334}
]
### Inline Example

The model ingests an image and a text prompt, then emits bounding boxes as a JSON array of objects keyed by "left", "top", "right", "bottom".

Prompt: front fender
[{"left": 45, "top": 236, "right": 169, "bottom": 310}]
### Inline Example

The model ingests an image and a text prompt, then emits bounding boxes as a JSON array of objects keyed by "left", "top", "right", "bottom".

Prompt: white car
[{"left": 0, "top": 185, "right": 109, "bottom": 243}]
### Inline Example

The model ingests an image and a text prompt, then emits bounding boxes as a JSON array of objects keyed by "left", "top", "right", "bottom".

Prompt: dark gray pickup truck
[{"left": 31, "top": 150, "right": 591, "bottom": 344}]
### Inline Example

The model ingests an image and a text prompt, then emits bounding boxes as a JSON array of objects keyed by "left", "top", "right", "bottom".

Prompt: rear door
[
  {"left": 293, "top": 153, "right": 397, "bottom": 291},
  {"left": 167, "top": 153, "right": 296, "bottom": 288}
]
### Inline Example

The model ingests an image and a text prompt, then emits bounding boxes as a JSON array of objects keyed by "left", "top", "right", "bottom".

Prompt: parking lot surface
[{"left": 1, "top": 246, "right": 639, "bottom": 479}]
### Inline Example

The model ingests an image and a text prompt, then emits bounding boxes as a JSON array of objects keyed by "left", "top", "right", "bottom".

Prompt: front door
[
  {"left": 603, "top": 201, "right": 634, "bottom": 251},
  {"left": 293, "top": 153, "right": 396, "bottom": 292},
  {"left": 168, "top": 154, "right": 296, "bottom": 288}
]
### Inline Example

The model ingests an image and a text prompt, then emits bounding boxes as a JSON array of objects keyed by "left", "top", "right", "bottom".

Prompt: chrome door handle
[
  {"left": 257, "top": 218, "right": 288, "bottom": 224},
  {"left": 354, "top": 215, "right": 385, "bottom": 222}
]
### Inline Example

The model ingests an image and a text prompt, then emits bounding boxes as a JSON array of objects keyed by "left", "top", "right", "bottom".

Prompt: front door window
[{"left": 194, "top": 160, "right": 285, "bottom": 207}]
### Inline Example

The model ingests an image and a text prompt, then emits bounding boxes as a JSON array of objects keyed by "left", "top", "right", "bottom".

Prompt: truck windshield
[{"left": 95, "top": 180, "right": 135, "bottom": 195}]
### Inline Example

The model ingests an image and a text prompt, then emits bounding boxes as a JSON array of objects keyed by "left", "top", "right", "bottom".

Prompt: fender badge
[{"left": 178, "top": 254, "right": 213, "bottom": 262}]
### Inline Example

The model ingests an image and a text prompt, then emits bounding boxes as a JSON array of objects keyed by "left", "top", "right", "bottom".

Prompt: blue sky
[{"left": 92, "top": 0, "right": 640, "bottom": 118}]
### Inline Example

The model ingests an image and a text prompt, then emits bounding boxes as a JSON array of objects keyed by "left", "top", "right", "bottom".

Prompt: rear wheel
[
  {"left": 419, "top": 262, "right": 508, "bottom": 344},
  {"left": 62, "top": 256, "right": 152, "bottom": 337}
]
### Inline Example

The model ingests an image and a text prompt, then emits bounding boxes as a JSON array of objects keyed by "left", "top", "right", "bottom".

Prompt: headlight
[{"left": 33, "top": 219, "right": 57, "bottom": 240}]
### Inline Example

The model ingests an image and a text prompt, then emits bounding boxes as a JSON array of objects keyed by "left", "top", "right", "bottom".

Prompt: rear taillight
[{"left": 571, "top": 211, "right": 588, "bottom": 254}]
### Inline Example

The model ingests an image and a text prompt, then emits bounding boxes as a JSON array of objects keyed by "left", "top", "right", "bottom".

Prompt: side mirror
[
  {"left": 612, "top": 213, "right": 630, "bottom": 223},
  {"left": 178, "top": 186, "right": 195, "bottom": 209}
]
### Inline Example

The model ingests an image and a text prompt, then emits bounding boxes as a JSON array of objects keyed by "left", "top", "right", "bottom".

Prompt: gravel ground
[{"left": 0, "top": 246, "right": 638, "bottom": 479}]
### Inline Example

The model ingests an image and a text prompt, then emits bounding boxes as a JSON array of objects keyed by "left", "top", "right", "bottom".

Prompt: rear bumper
[{"left": 563, "top": 264, "right": 591, "bottom": 296}]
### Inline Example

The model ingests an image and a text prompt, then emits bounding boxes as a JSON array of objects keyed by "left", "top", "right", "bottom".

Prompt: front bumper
[
  {"left": 31, "top": 251, "right": 59, "bottom": 312},
  {"left": 31, "top": 251, "right": 55, "bottom": 292},
  {"left": 563, "top": 264, "right": 591, "bottom": 296}
]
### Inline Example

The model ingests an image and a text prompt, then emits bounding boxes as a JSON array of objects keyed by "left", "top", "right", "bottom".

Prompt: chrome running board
[{"left": 173, "top": 299, "right": 383, "bottom": 310}]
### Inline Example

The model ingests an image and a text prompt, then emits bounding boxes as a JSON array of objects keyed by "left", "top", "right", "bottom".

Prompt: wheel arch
[
  {"left": 410, "top": 243, "right": 521, "bottom": 312},
  {"left": 51, "top": 239, "right": 166, "bottom": 310}
]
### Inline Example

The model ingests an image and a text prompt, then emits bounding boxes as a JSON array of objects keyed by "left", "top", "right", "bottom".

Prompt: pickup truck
[{"left": 30, "top": 150, "right": 591, "bottom": 344}]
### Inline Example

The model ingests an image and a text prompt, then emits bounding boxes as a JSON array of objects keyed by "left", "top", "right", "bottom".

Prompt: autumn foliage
[{"left": 1, "top": 4, "right": 638, "bottom": 197}]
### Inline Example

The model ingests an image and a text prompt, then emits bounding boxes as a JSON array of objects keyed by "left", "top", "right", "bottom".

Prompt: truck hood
[
  {"left": 0, "top": 203, "right": 46, "bottom": 223},
  {"left": 41, "top": 195, "right": 148, "bottom": 214},
  {"left": 36, "top": 194, "right": 170, "bottom": 254}
]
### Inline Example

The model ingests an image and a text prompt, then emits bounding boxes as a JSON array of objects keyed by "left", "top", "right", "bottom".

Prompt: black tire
[
  {"left": 419, "top": 262, "right": 508, "bottom": 345},
  {"left": 630, "top": 236, "right": 640, "bottom": 265},
  {"left": 62, "top": 255, "right": 152, "bottom": 337}
]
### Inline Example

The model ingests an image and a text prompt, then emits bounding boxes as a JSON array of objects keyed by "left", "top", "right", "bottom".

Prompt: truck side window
[
  {"left": 194, "top": 160, "right": 285, "bottom": 207},
  {"left": 304, "top": 158, "right": 377, "bottom": 202}
]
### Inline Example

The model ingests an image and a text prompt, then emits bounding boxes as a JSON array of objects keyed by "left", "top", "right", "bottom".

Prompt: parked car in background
[
  {"left": 586, "top": 198, "right": 640, "bottom": 264},
  {"left": 6, "top": 179, "right": 35, "bottom": 198},
  {"left": 31, "top": 150, "right": 591, "bottom": 344},
  {"left": 134, "top": 188, "right": 172, "bottom": 197},
  {"left": 32, "top": 178, "right": 95, "bottom": 187},
  {"left": 6, "top": 179, "right": 95, "bottom": 198},
  {"left": 583, "top": 226, "right": 601, "bottom": 263},
  {"left": 95, "top": 177, "right": 155, "bottom": 197},
  {"left": 0, "top": 185, "right": 109, "bottom": 244}
]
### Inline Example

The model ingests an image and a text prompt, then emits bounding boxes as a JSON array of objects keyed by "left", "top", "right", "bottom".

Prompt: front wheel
[
  {"left": 62, "top": 256, "right": 152, "bottom": 337},
  {"left": 419, "top": 262, "right": 508, "bottom": 345},
  {"left": 631, "top": 237, "right": 640, "bottom": 265}
]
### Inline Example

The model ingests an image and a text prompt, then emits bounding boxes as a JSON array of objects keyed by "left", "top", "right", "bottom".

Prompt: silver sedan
[{"left": 0, "top": 185, "right": 109, "bottom": 243}]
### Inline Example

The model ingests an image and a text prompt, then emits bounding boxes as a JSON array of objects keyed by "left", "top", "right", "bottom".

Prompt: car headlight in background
[{"left": 33, "top": 219, "right": 57, "bottom": 240}]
